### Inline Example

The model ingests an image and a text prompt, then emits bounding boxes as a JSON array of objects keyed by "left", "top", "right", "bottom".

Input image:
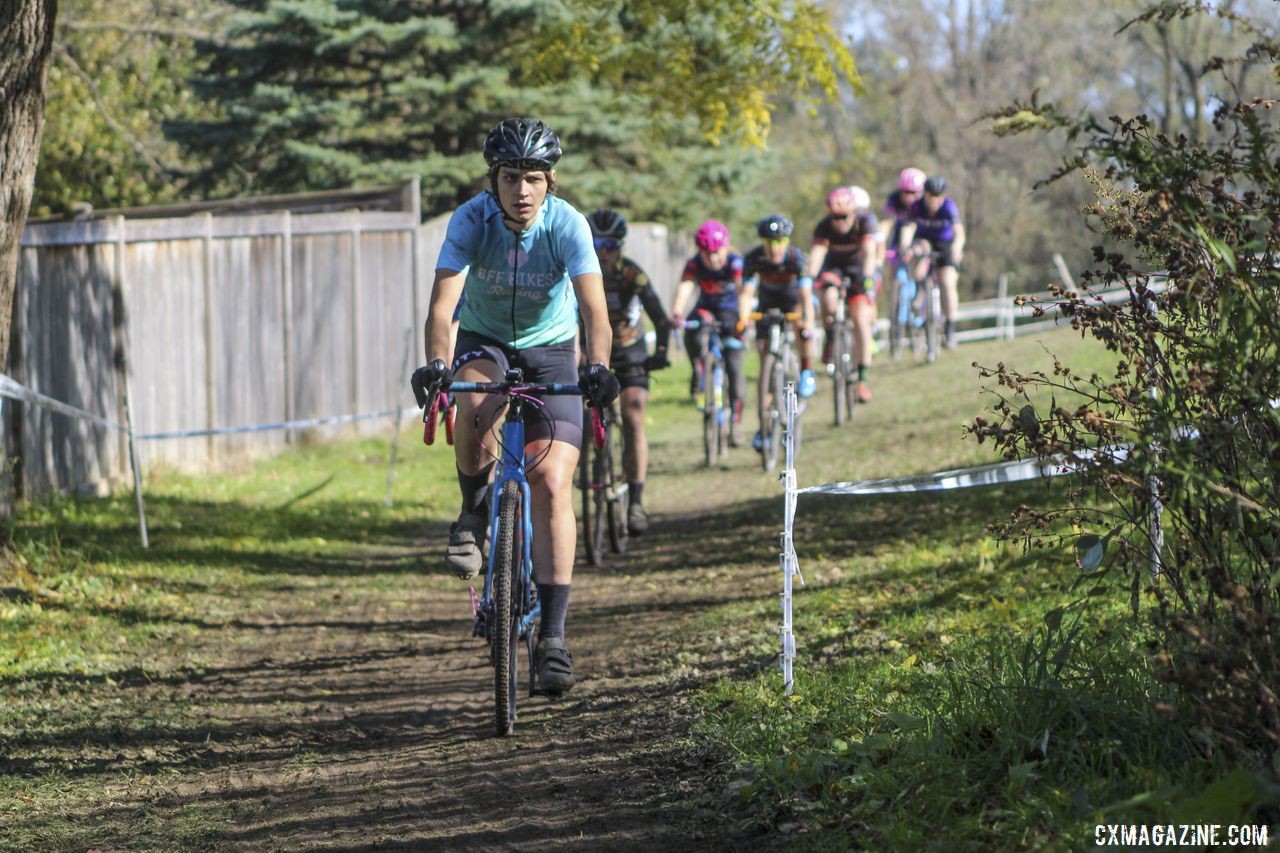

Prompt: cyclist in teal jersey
[{"left": 411, "top": 117, "right": 618, "bottom": 695}]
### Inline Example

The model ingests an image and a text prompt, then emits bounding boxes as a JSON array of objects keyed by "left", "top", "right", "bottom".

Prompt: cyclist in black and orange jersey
[
  {"left": 807, "top": 186, "right": 879, "bottom": 403},
  {"left": 586, "top": 208, "right": 671, "bottom": 534},
  {"left": 670, "top": 219, "right": 755, "bottom": 447}
]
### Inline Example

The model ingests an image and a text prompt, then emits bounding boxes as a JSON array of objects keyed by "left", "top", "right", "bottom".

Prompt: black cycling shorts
[
  {"left": 922, "top": 238, "right": 960, "bottom": 270},
  {"left": 452, "top": 329, "right": 583, "bottom": 448},
  {"left": 611, "top": 341, "right": 650, "bottom": 391},
  {"left": 755, "top": 289, "right": 802, "bottom": 336}
]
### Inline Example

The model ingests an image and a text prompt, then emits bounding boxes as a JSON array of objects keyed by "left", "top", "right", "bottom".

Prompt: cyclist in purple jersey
[
  {"left": 878, "top": 167, "right": 926, "bottom": 339},
  {"left": 900, "top": 175, "right": 966, "bottom": 349},
  {"left": 807, "top": 186, "right": 878, "bottom": 402},
  {"left": 670, "top": 219, "right": 755, "bottom": 447},
  {"left": 586, "top": 208, "right": 670, "bottom": 534}
]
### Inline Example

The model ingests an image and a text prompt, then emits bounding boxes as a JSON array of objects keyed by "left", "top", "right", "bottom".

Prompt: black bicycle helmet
[
  {"left": 924, "top": 175, "right": 949, "bottom": 195},
  {"left": 757, "top": 214, "right": 794, "bottom": 239},
  {"left": 587, "top": 208, "right": 628, "bottom": 240},
  {"left": 483, "top": 117, "right": 563, "bottom": 171}
]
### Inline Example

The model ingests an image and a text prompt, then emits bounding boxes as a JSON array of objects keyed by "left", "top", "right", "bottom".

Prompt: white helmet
[{"left": 848, "top": 185, "right": 871, "bottom": 212}]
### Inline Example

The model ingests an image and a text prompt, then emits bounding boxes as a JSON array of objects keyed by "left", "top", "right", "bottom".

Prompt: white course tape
[
  {"left": 0, "top": 373, "right": 414, "bottom": 442},
  {"left": 797, "top": 445, "right": 1132, "bottom": 496},
  {"left": 135, "top": 408, "right": 409, "bottom": 441},
  {"left": 0, "top": 374, "right": 126, "bottom": 432}
]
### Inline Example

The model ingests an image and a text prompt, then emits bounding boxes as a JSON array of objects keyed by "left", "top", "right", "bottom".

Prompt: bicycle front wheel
[
  {"left": 702, "top": 351, "right": 720, "bottom": 466},
  {"left": 889, "top": 282, "right": 906, "bottom": 361},
  {"left": 579, "top": 437, "right": 603, "bottom": 568},
  {"left": 765, "top": 356, "right": 784, "bottom": 471},
  {"left": 832, "top": 322, "right": 849, "bottom": 427},
  {"left": 925, "top": 279, "right": 942, "bottom": 363},
  {"left": 604, "top": 423, "right": 629, "bottom": 554},
  {"left": 492, "top": 479, "right": 520, "bottom": 737}
]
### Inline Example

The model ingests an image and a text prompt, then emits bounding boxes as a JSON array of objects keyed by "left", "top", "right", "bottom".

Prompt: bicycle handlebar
[
  {"left": 421, "top": 380, "right": 604, "bottom": 449},
  {"left": 748, "top": 311, "right": 803, "bottom": 321}
]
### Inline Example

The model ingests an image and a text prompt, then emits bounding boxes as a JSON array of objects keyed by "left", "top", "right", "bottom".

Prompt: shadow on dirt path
[{"left": 3, "top": 496, "right": 784, "bottom": 851}]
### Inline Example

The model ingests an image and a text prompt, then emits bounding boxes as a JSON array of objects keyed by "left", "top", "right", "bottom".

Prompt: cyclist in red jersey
[
  {"left": 807, "top": 186, "right": 878, "bottom": 402},
  {"left": 671, "top": 219, "right": 755, "bottom": 447},
  {"left": 586, "top": 208, "right": 671, "bottom": 534}
]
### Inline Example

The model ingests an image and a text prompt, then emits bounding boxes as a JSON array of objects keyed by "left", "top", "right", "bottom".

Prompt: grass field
[{"left": 1, "top": 325, "right": 1275, "bottom": 849}]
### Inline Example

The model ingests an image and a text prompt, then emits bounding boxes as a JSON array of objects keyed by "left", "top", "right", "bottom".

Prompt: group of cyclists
[{"left": 410, "top": 116, "right": 965, "bottom": 696}]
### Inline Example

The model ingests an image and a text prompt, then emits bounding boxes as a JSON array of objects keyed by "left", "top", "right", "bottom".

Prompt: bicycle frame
[
  {"left": 685, "top": 316, "right": 739, "bottom": 465},
  {"left": 752, "top": 310, "right": 802, "bottom": 471},
  {"left": 422, "top": 369, "right": 602, "bottom": 736}
]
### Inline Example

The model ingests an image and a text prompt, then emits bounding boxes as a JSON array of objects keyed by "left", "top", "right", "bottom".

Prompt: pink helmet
[
  {"left": 826, "top": 186, "right": 855, "bottom": 214},
  {"left": 694, "top": 219, "right": 730, "bottom": 252},
  {"left": 898, "top": 167, "right": 926, "bottom": 193}
]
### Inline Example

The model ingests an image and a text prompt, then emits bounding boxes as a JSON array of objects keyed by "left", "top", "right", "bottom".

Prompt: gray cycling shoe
[
  {"left": 445, "top": 512, "right": 487, "bottom": 579},
  {"left": 535, "top": 636, "right": 575, "bottom": 695},
  {"left": 627, "top": 501, "right": 649, "bottom": 535}
]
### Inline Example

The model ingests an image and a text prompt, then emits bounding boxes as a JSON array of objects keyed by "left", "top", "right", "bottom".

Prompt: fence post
[
  {"left": 281, "top": 211, "right": 295, "bottom": 444},
  {"left": 201, "top": 213, "right": 217, "bottom": 463},
  {"left": 111, "top": 216, "right": 149, "bottom": 548},
  {"left": 350, "top": 215, "right": 363, "bottom": 421},
  {"left": 779, "top": 382, "right": 803, "bottom": 694},
  {"left": 997, "top": 274, "right": 1011, "bottom": 339}
]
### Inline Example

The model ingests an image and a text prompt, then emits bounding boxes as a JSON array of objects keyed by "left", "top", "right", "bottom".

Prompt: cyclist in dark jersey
[
  {"left": 586, "top": 208, "right": 671, "bottom": 534},
  {"left": 670, "top": 219, "right": 755, "bottom": 447},
  {"left": 410, "top": 117, "right": 618, "bottom": 695},
  {"left": 744, "top": 214, "right": 815, "bottom": 452},
  {"left": 807, "top": 186, "right": 879, "bottom": 403},
  {"left": 900, "top": 175, "right": 966, "bottom": 350}
]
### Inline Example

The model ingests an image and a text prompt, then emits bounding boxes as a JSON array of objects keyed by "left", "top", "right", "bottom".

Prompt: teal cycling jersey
[{"left": 437, "top": 192, "right": 601, "bottom": 349}]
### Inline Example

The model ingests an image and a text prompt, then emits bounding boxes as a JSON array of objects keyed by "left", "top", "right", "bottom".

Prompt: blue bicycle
[
  {"left": 685, "top": 310, "right": 743, "bottom": 466},
  {"left": 423, "top": 370, "right": 602, "bottom": 736}
]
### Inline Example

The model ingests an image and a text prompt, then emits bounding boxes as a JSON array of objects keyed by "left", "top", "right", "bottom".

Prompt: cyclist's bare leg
[
  {"left": 851, "top": 297, "right": 875, "bottom": 371},
  {"left": 451, "top": 359, "right": 505, "bottom": 478},
  {"left": 620, "top": 386, "right": 648, "bottom": 484},
  {"left": 819, "top": 285, "right": 842, "bottom": 363},
  {"left": 940, "top": 265, "right": 960, "bottom": 322},
  {"left": 756, "top": 338, "right": 772, "bottom": 438},
  {"left": 444, "top": 358, "right": 505, "bottom": 577},
  {"left": 524, "top": 438, "right": 580, "bottom": 586}
]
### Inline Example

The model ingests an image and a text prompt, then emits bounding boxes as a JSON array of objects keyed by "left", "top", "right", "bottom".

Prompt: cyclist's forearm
[
  {"left": 427, "top": 270, "right": 465, "bottom": 363},
  {"left": 806, "top": 245, "right": 827, "bottom": 279},
  {"left": 671, "top": 280, "right": 696, "bottom": 317},
  {"left": 573, "top": 272, "right": 612, "bottom": 364}
]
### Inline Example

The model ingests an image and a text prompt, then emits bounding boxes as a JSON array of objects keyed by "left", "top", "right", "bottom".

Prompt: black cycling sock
[
  {"left": 457, "top": 464, "right": 493, "bottom": 518},
  {"left": 945, "top": 319, "right": 954, "bottom": 335},
  {"left": 858, "top": 364, "right": 870, "bottom": 382},
  {"left": 536, "top": 583, "right": 571, "bottom": 641},
  {"left": 629, "top": 481, "right": 644, "bottom": 506}
]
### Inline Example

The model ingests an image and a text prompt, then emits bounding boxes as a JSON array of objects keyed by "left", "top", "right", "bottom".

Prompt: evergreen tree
[{"left": 169, "top": 1, "right": 824, "bottom": 222}]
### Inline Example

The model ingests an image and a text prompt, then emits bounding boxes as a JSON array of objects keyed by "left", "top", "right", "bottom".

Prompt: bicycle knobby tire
[{"left": 492, "top": 479, "right": 520, "bottom": 736}]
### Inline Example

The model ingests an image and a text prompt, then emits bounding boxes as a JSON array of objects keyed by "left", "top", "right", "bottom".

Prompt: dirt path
[{"left": 12, "top": 494, "right": 785, "bottom": 851}]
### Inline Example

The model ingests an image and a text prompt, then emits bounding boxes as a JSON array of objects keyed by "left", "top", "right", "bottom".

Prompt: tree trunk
[{"left": 0, "top": 0, "right": 57, "bottom": 375}]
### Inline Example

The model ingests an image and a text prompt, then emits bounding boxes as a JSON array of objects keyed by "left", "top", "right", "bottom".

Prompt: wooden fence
[{"left": 3, "top": 186, "right": 690, "bottom": 502}]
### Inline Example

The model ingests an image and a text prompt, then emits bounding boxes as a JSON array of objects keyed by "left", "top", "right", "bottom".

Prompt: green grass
[{"left": 2, "top": 326, "right": 1274, "bottom": 848}]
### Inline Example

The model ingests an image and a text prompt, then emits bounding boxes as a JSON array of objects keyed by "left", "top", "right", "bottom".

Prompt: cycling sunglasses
[
  {"left": 593, "top": 237, "right": 622, "bottom": 251},
  {"left": 764, "top": 237, "right": 790, "bottom": 248}
]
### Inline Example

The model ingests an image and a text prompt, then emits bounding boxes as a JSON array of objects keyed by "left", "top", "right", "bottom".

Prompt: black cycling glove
[
  {"left": 410, "top": 359, "right": 452, "bottom": 408},
  {"left": 643, "top": 349, "right": 670, "bottom": 372},
  {"left": 579, "top": 362, "right": 621, "bottom": 409}
]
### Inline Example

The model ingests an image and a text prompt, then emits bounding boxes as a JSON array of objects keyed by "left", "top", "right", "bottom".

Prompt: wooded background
[{"left": 30, "top": 0, "right": 1275, "bottom": 297}]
